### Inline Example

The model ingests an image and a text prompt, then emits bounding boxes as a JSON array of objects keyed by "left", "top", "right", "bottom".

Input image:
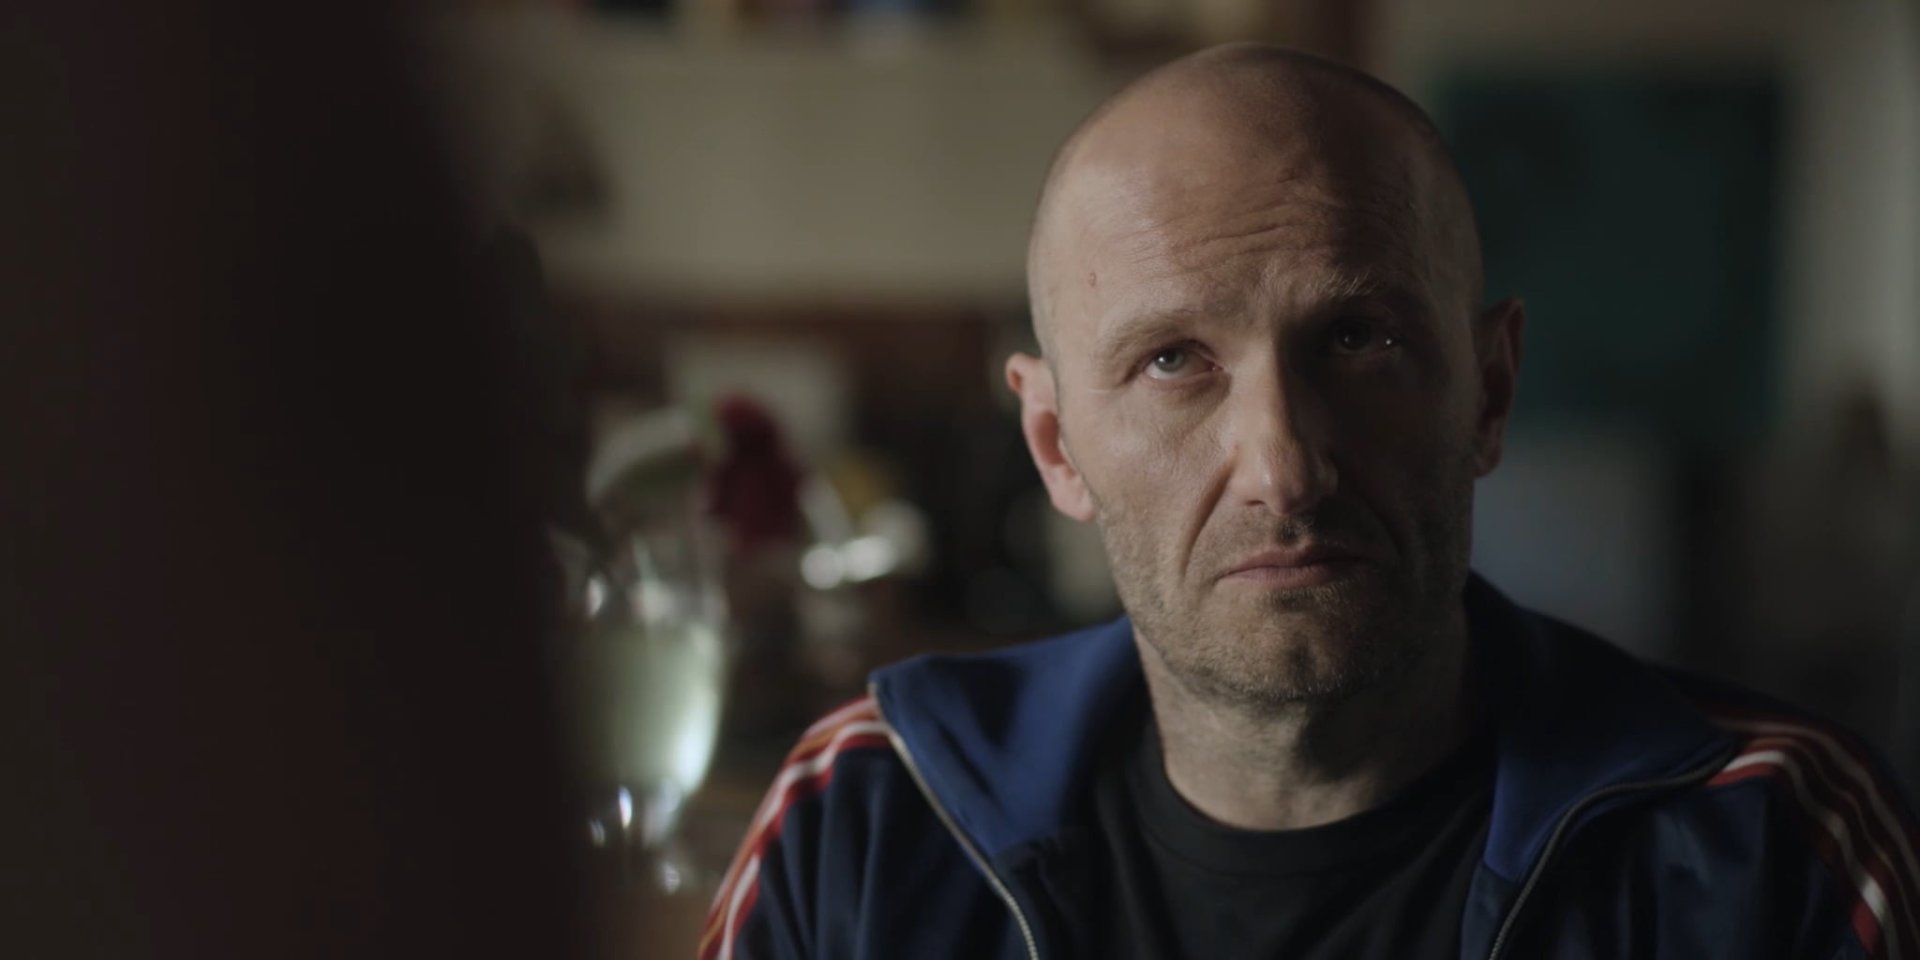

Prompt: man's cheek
[
  {"left": 1091, "top": 416, "right": 1206, "bottom": 522},
  {"left": 1102, "top": 400, "right": 1211, "bottom": 475},
  {"left": 1343, "top": 389, "right": 1460, "bottom": 467}
]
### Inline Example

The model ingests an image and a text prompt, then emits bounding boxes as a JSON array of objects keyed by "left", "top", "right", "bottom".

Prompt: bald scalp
[{"left": 1026, "top": 44, "right": 1484, "bottom": 362}]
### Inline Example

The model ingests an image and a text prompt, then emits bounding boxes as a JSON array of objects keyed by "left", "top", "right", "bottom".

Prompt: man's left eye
[{"left": 1329, "top": 317, "right": 1398, "bottom": 355}]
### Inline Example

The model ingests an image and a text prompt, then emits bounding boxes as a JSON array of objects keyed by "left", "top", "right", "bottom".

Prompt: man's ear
[
  {"left": 1005, "top": 352, "right": 1096, "bottom": 522},
  {"left": 1472, "top": 297, "right": 1526, "bottom": 477}
]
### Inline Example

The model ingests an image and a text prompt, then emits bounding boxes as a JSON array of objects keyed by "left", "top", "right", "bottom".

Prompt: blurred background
[{"left": 6, "top": 0, "right": 1916, "bottom": 955}]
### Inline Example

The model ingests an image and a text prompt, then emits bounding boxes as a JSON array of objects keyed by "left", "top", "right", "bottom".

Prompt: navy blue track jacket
[{"left": 702, "top": 577, "right": 1920, "bottom": 959}]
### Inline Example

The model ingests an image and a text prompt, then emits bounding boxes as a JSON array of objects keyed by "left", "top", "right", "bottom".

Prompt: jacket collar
[
  {"left": 870, "top": 574, "right": 1736, "bottom": 879},
  {"left": 1462, "top": 576, "right": 1736, "bottom": 879},
  {"left": 872, "top": 616, "right": 1141, "bottom": 859}
]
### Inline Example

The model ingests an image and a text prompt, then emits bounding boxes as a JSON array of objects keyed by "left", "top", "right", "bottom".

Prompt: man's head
[{"left": 1008, "top": 44, "right": 1524, "bottom": 711}]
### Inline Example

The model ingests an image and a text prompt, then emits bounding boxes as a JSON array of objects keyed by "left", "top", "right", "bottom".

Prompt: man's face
[{"left": 1019, "top": 121, "right": 1517, "bottom": 710}]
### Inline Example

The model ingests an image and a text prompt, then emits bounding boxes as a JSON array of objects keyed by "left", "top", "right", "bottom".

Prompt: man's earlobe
[
  {"left": 1473, "top": 297, "right": 1526, "bottom": 477},
  {"left": 1005, "top": 353, "right": 1096, "bottom": 522}
]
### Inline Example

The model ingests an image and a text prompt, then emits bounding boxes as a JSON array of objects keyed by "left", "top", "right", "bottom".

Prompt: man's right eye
[{"left": 1145, "top": 347, "right": 1199, "bottom": 380}]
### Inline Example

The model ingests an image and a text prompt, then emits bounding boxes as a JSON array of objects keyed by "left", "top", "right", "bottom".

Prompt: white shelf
[{"left": 440, "top": 12, "right": 1127, "bottom": 303}]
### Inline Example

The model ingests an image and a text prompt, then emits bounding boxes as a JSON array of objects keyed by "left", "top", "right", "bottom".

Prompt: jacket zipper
[
  {"left": 869, "top": 683, "right": 1043, "bottom": 960},
  {"left": 1483, "top": 745, "right": 1738, "bottom": 960}
]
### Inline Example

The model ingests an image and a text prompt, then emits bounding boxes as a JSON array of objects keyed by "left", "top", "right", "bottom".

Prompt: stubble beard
[{"left": 1096, "top": 471, "right": 1476, "bottom": 715}]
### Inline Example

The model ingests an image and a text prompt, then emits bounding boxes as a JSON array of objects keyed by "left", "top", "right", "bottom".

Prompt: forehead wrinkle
[{"left": 1079, "top": 201, "right": 1429, "bottom": 365}]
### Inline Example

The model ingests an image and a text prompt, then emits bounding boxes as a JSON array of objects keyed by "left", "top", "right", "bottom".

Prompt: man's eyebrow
[
  {"left": 1090, "top": 309, "right": 1210, "bottom": 370},
  {"left": 1311, "top": 267, "right": 1424, "bottom": 312}
]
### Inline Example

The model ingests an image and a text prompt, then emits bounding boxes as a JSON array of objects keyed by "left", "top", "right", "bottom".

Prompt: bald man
[{"left": 703, "top": 46, "right": 1919, "bottom": 960}]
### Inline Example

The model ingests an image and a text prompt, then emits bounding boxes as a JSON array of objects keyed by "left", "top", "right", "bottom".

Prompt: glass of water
[{"left": 565, "top": 505, "right": 730, "bottom": 892}]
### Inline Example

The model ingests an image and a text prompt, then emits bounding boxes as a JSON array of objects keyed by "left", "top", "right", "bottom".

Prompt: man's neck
[{"left": 1139, "top": 618, "right": 1474, "bottom": 832}]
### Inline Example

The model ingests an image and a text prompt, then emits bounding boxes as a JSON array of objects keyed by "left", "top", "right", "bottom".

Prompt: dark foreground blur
[{"left": 1, "top": 4, "right": 578, "bottom": 955}]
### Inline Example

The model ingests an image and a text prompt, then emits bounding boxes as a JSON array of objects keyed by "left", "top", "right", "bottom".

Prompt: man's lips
[{"left": 1218, "top": 545, "right": 1369, "bottom": 587}]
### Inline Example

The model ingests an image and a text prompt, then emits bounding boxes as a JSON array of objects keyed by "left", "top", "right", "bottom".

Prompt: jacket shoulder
[
  {"left": 1503, "top": 671, "right": 1920, "bottom": 958},
  {"left": 1671, "top": 675, "right": 1920, "bottom": 957},
  {"left": 700, "top": 696, "right": 898, "bottom": 960}
]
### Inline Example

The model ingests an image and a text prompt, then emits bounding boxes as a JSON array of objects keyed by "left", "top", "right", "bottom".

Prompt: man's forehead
[
  {"left": 1069, "top": 165, "right": 1422, "bottom": 266},
  {"left": 1049, "top": 107, "right": 1423, "bottom": 257},
  {"left": 1047, "top": 162, "right": 1429, "bottom": 338},
  {"left": 1027, "top": 48, "right": 1482, "bottom": 364}
]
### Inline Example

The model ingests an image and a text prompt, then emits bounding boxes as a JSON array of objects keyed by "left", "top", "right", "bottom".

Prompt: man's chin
[
  {"left": 1175, "top": 604, "right": 1419, "bottom": 706},
  {"left": 1170, "top": 644, "right": 1405, "bottom": 709},
  {"left": 1220, "top": 565, "right": 1394, "bottom": 619}
]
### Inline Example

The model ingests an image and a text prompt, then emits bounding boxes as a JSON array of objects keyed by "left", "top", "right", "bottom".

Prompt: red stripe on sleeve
[{"left": 698, "top": 697, "right": 892, "bottom": 960}]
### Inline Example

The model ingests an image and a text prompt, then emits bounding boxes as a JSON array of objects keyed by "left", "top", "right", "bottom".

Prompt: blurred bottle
[{"left": 568, "top": 407, "right": 731, "bottom": 890}]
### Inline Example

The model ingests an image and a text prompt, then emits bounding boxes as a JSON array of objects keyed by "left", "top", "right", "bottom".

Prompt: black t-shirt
[{"left": 1086, "top": 711, "right": 1494, "bottom": 960}]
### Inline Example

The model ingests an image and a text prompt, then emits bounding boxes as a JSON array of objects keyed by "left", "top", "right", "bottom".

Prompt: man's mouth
[{"left": 1219, "top": 545, "right": 1368, "bottom": 588}]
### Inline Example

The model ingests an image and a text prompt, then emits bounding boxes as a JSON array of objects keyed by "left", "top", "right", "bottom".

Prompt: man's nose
[{"left": 1223, "top": 369, "right": 1337, "bottom": 517}]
